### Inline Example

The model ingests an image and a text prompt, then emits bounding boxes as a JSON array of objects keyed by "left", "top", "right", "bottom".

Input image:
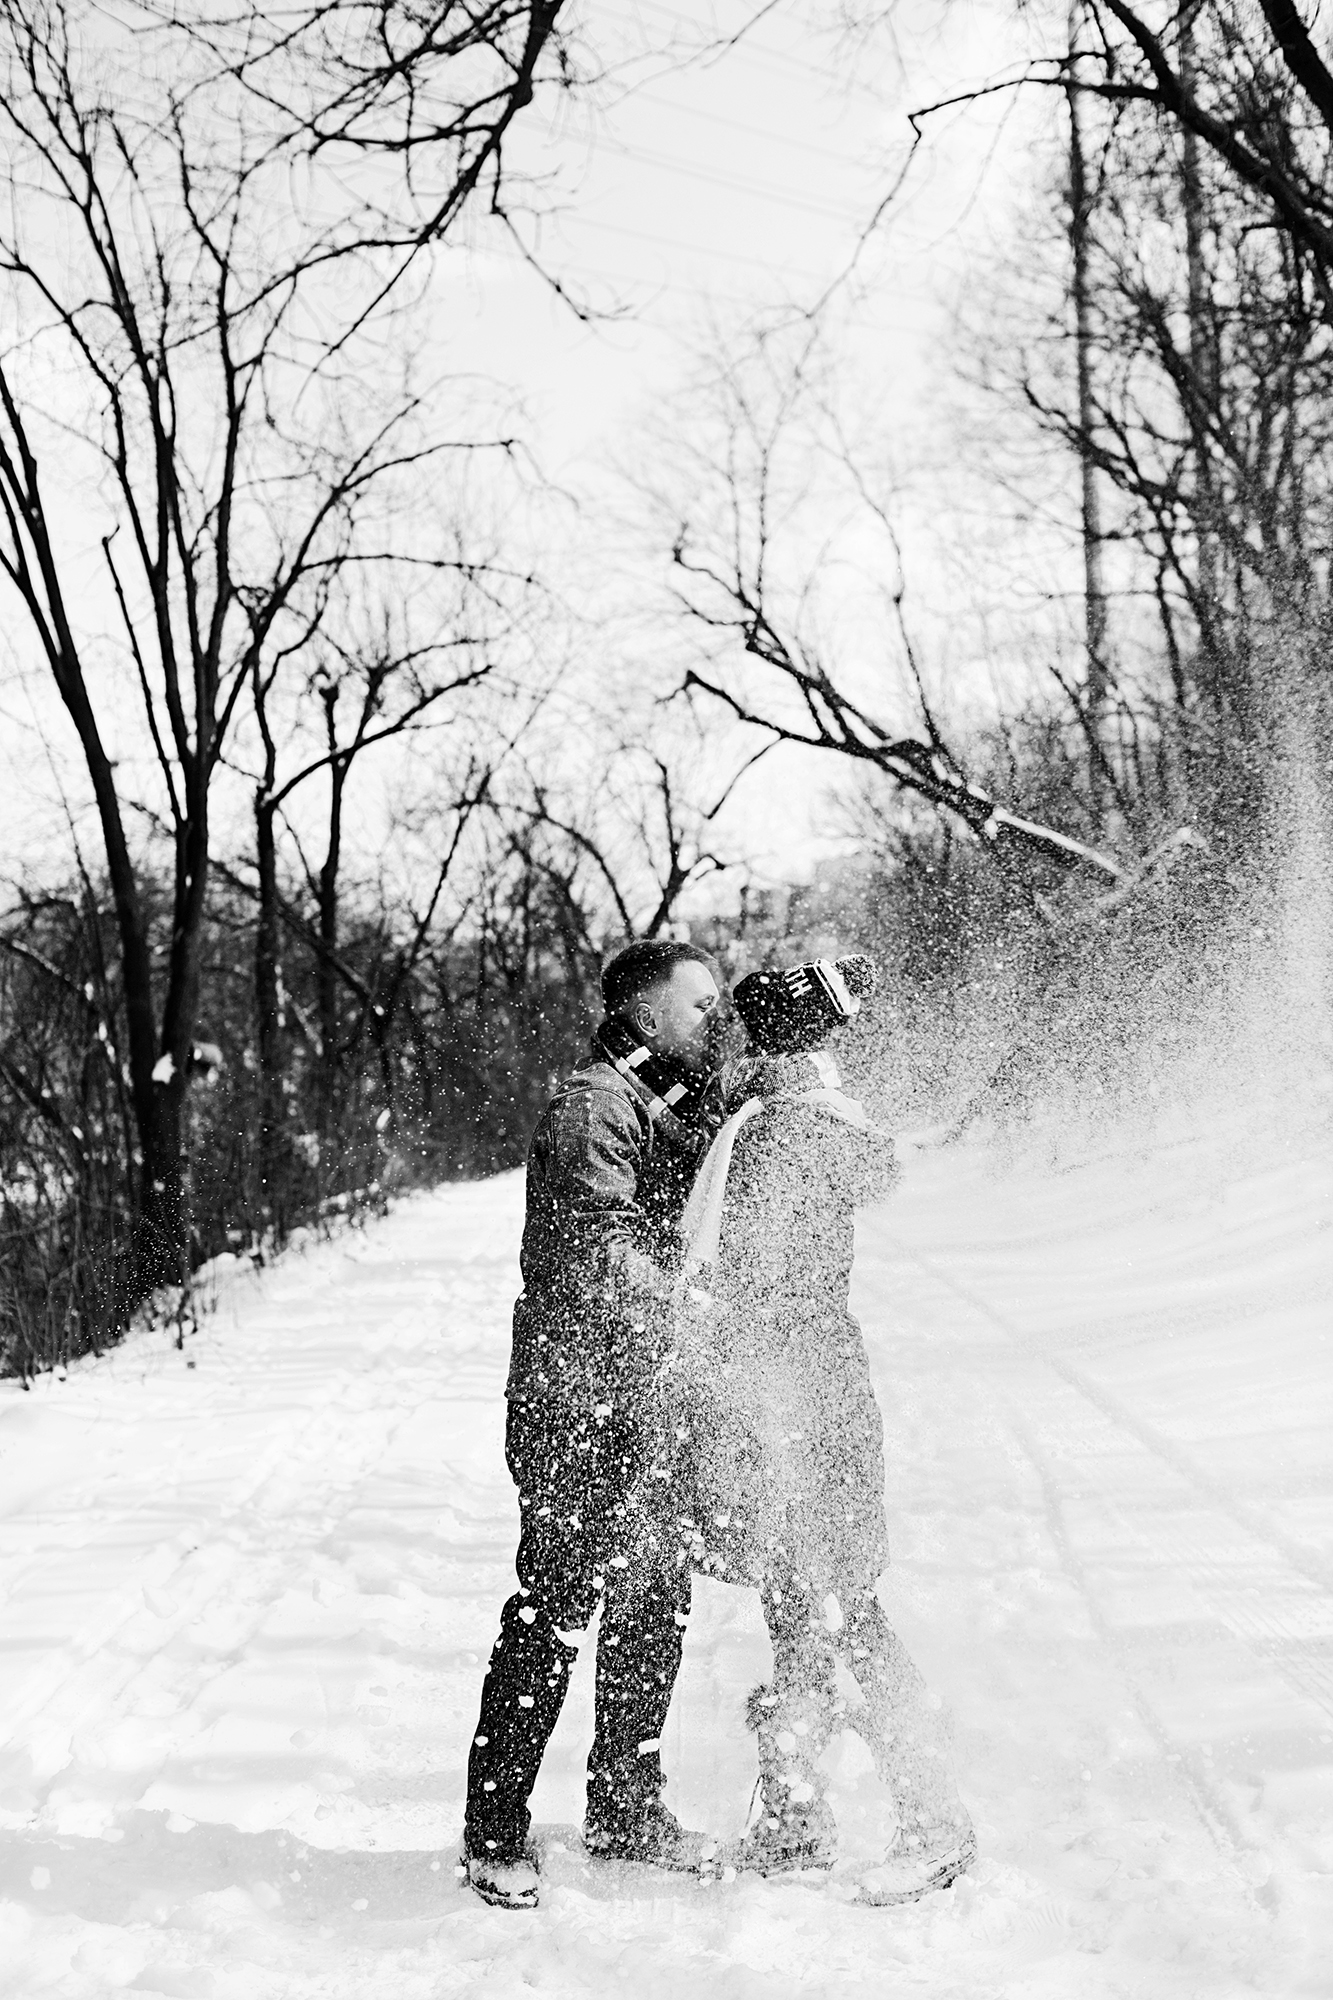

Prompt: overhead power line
[
  {"left": 490, "top": 219, "right": 918, "bottom": 327},
  {"left": 564, "top": 211, "right": 826, "bottom": 287},
  {"left": 488, "top": 240, "right": 793, "bottom": 314},
  {"left": 604, "top": 137, "right": 865, "bottom": 225},
  {"left": 627, "top": 86, "right": 863, "bottom": 168}
]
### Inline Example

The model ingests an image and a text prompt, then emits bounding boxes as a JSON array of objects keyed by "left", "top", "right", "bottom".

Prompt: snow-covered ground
[{"left": 0, "top": 1108, "right": 1330, "bottom": 1998}]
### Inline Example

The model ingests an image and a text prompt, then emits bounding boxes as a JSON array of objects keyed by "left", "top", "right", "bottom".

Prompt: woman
[{"left": 669, "top": 955, "right": 975, "bottom": 1905}]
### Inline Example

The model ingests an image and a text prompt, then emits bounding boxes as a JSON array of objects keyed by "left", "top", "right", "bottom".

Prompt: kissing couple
[{"left": 460, "top": 938, "right": 975, "bottom": 1910}]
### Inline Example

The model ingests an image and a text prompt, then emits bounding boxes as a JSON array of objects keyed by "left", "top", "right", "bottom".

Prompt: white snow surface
[{"left": 1, "top": 1115, "right": 1330, "bottom": 1997}]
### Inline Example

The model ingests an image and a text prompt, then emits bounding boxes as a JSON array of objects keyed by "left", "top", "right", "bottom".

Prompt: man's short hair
[{"left": 601, "top": 938, "right": 714, "bottom": 1018}]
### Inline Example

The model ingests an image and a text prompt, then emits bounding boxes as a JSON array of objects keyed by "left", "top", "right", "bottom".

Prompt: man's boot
[
  {"left": 460, "top": 1842, "right": 541, "bottom": 1911},
  {"left": 461, "top": 1591, "right": 580, "bottom": 1912},
  {"left": 583, "top": 1559, "right": 708, "bottom": 1868},
  {"left": 719, "top": 1683, "right": 837, "bottom": 1874},
  {"left": 583, "top": 1795, "right": 712, "bottom": 1869}
]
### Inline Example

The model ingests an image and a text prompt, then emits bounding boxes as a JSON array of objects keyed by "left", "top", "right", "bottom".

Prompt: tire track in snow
[
  {"left": 870, "top": 1231, "right": 1298, "bottom": 1915},
  {"left": 882, "top": 1234, "right": 1333, "bottom": 1728},
  {"left": 1004, "top": 1408, "right": 1283, "bottom": 1918},
  {"left": 0, "top": 1268, "right": 460, "bottom": 1814}
]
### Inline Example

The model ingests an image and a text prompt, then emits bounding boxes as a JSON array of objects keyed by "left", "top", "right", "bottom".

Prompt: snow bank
[{"left": 0, "top": 1115, "right": 1329, "bottom": 1997}]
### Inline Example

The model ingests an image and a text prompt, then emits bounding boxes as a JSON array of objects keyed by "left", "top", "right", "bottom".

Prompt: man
[{"left": 461, "top": 938, "right": 724, "bottom": 1910}]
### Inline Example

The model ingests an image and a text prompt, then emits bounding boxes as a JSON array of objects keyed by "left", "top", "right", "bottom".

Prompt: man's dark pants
[{"left": 464, "top": 1393, "right": 691, "bottom": 1860}]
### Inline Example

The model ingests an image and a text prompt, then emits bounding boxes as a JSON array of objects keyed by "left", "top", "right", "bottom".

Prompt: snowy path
[{"left": 0, "top": 1124, "right": 1330, "bottom": 1998}]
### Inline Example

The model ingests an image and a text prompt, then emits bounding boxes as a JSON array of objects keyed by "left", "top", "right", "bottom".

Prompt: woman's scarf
[
  {"left": 679, "top": 1098, "right": 764, "bottom": 1274},
  {"left": 680, "top": 1051, "right": 887, "bottom": 1274}
]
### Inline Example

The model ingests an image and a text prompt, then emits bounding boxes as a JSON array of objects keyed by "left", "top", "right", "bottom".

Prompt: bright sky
[
  {"left": 442, "top": 0, "right": 1042, "bottom": 469},
  {"left": 415, "top": 0, "right": 1064, "bottom": 879},
  {"left": 0, "top": 0, "right": 1069, "bottom": 899}
]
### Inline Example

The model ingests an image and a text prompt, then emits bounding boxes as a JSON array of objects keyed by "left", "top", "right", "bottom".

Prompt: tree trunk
[
  {"left": 140, "top": 770, "right": 211, "bottom": 1296},
  {"left": 317, "top": 815, "right": 341, "bottom": 1070},
  {"left": 50, "top": 648, "right": 198, "bottom": 1303},
  {"left": 1180, "top": 1, "right": 1224, "bottom": 718},
  {"left": 254, "top": 790, "right": 285, "bottom": 1221},
  {"left": 131, "top": 1071, "right": 189, "bottom": 1302},
  {"left": 317, "top": 687, "right": 345, "bottom": 1138},
  {"left": 1067, "top": 16, "right": 1111, "bottom": 813}
]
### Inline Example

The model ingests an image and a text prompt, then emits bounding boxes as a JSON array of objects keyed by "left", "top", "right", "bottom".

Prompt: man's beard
[{"left": 687, "top": 1008, "right": 731, "bottom": 1075}]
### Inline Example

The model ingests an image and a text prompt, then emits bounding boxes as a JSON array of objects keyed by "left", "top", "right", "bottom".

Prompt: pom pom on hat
[{"left": 733, "top": 955, "right": 877, "bottom": 1054}]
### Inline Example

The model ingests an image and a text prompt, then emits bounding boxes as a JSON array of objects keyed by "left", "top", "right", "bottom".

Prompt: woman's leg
[
  {"left": 732, "top": 1574, "right": 840, "bottom": 1866},
  {"left": 838, "top": 1590, "right": 971, "bottom": 1845}
]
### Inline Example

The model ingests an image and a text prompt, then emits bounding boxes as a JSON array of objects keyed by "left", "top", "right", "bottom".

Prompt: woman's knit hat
[{"left": 732, "top": 955, "right": 876, "bottom": 1054}]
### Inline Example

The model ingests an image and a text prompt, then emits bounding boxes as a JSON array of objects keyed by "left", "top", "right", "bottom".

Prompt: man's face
[{"left": 634, "top": 961, "right": 721, "bottom": 1073}]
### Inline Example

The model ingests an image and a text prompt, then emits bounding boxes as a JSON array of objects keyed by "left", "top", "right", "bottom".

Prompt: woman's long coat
[{"left": 670, "top": 1081, "right": 898, "bottom": 1603}]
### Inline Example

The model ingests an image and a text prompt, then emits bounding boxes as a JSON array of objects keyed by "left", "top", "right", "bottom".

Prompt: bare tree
[
  {"left": 0, "top": 0, "right": 572, "bottom": 1297},
  {"left": 1065, "top": 5, "right": 1111, "bottom": 801},
  {"left": 655, "top": 327, "right": 1122, "bottom": 886},
  {"left": 1076, "top": 0, "right": 1333, "bottom": 310},
  {"left": 905, "top": 1, "right": 1333, "bottom": 308},
  {"left": 510, "top": 710, "right": 772, "bottom": 943},
  {"left": 965, "top": 0, "right": 1333, "bottom": 837},
  {"left": 179, "top": 0, "right": 575, "bottom": 250},
  {"left": 249, "top": 602, "right": 502, "bottom": 1208}
]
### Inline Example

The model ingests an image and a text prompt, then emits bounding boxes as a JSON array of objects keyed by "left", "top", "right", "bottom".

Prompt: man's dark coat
[
  {"left": 507, "top": 1045, "right": 704, "bottom": 1408},
  {"left": 464, "top": 1037, "right": 707, "bottom": 1861}
]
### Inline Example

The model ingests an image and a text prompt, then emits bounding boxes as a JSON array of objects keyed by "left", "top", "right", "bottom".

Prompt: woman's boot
[
  {"left": 843, "top": 1598, "right": 975, "bottom": 1897},
  {"left": 718, "top": 1682, "right": 838, "bottom": 1874}
]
